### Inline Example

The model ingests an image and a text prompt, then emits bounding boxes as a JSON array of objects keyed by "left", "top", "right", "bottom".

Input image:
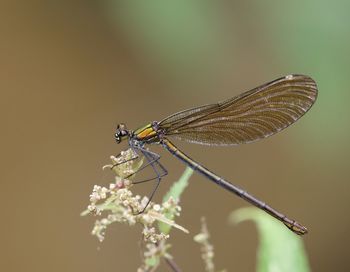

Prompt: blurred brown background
[{"left": 2, "top": 1, "right": 349, "bottom": 271}]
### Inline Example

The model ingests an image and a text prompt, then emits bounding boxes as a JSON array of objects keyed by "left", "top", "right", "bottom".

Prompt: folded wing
[{"left": 159, "top": 74, "right": 317, "bottom": 146}]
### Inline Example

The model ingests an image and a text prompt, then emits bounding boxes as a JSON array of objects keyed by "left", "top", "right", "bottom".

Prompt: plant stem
[{"left": 164, "top": 256, "right": 182, "bottom": 272}]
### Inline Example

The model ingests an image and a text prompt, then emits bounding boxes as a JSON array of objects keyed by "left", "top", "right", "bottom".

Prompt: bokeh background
[{"left": 2, "top": 1, "right": 349, "bottom": 271}]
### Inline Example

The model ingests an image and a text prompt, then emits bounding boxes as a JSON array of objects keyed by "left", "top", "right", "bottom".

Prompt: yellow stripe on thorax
[{"left": 134, "top": 124, "right": 157, "bottom": 141}]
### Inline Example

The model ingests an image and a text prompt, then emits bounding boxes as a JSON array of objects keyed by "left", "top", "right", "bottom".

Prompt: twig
[{"left": 164, "top": 255, "right": 182, "bottom": 272}]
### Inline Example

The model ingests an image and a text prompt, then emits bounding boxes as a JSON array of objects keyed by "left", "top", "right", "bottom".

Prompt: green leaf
[
  {"left": 158, "top": 167, "right": 193, "bottom": 234},
  {"left": 163, "top": 167, "right": 193, "bottom": 203},
  {"left": 229, "top": 207, "right": 310, "bottom": 272},
  {"left": 145, "top": 255, "right": 160, "bottom": 268}
]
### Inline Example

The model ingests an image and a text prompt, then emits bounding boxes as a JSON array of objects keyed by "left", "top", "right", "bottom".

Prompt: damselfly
[{"left": 114, "top": 74, "right": 317, "bottom": 235}]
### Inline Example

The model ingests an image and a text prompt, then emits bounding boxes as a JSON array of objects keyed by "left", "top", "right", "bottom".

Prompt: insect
[{"left": 114, "top": 74, "right": 317, "bottom": 235}]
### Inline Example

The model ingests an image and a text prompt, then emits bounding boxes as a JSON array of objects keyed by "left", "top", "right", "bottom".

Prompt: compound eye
[{"left": 114, "top": 133, "right": 121, "bottom": 143}]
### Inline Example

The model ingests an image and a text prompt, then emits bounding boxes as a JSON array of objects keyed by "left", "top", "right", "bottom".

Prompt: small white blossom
[
  {"left": 88, "top": 204, "right": 96, "bottom": 212},
  {"left": 162, "top": 202, "right": 170, "bottom": 209},
  {"left": 153, "top": 204, "right": 161, "bottom": 211},
  {"left": 141, "top": 196, "right": 149, "bottom": 208}
]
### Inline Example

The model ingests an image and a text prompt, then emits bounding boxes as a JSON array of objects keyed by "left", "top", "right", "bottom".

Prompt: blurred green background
[{"left": 2, "top": 1, "right": 349, "bottom": 271}]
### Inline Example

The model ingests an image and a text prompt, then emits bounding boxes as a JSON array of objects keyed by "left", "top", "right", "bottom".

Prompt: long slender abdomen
[{"left": 161, "top": 138, "right": 307, "bottom": 235}]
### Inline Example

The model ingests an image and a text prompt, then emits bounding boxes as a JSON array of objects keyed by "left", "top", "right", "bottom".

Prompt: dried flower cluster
[
  {"left": 194, "top": 217, "right": 225, "bottom": 272},
  {"left": 81, "top": 148, "right": 186, "bottom": 245}
]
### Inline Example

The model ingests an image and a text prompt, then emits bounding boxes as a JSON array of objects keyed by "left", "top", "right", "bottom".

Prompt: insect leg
[
  {"left": 130, "top": 148, "right": 168, "bottom": 184},
  {"left": 133, "top": 149, "right": 163, "bottom": 214}
]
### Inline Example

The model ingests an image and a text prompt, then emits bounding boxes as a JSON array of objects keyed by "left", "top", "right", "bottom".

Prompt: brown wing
[{"left": 159, "top": 74, "right": 318, "bottom": 146}]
